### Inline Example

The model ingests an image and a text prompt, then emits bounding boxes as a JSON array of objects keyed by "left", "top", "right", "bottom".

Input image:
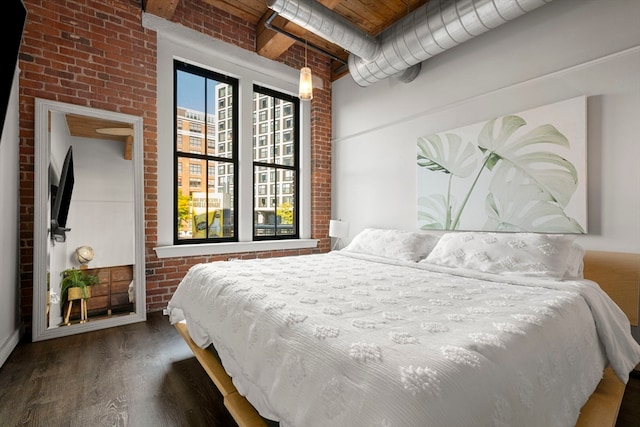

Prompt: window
[
  {"left": 252, "top": 85, "right": 299, "bottom": 239},
  {"left": 155, "top": 33, "right": 318, "bottom": 258},
  {"left": 174, "top": 61, "right": 238, "bottom": 243},
  {"left": 171, "top": 57, "right": 303, "bottom": 250}
]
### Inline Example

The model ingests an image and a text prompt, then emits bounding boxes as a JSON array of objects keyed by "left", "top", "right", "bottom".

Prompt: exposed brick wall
[{"left": 18, "top": 0, "right": 332, "bottom": 335}]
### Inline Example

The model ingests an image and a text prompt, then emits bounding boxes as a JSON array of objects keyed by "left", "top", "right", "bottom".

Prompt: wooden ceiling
[
  {"left": 65, "top": 114, "right": 134, "bottom": 160},
  {"left": 144, "top": 0, "right": 430, "bottom": 80}
]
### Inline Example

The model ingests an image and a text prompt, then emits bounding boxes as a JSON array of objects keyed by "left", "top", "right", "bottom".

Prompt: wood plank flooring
[
  {"left": 0, "top": 311, "right": 238, "bottom": 427},
  {"left": 0, "top": 311, "right": 638, "bottom": 427}
]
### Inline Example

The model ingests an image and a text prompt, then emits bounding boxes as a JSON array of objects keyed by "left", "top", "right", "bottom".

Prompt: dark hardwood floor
[
  {"left": 0, "top": 311, "right": 238, "bottom": 427},
  {"left": 0, "top": 311, "right": 638, "bottom": 427},
  {"left": 617, "top": 369, "right": 640, "bottom": 427}
]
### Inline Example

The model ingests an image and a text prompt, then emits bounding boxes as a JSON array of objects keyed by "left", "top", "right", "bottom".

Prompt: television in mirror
[{"left": 50, "top": 146, "right": 74, "bottom": 242}]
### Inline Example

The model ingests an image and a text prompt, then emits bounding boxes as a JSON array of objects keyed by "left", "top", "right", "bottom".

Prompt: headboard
[{"left": 583, "top": 250, "right": 640, "bottom": 327}]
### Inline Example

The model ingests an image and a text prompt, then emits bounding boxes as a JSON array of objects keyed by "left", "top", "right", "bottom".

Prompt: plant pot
[{"left": 67, "top": 286, "right": 91, "bottom": 301}]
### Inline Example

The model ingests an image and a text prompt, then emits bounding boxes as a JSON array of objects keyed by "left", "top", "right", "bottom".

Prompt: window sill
[{"left": 153, "top": 239, "right": 319, "bottom": 259}]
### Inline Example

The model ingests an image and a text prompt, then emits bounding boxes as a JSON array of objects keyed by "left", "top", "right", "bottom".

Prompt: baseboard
[{"left": 0, "top": 328, "right": 21, "bottom": 368}]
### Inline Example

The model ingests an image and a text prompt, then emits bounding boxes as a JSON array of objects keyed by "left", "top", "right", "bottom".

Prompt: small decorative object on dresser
[{"left": 75, "top": 245, "right": 94, "bottom": 270}]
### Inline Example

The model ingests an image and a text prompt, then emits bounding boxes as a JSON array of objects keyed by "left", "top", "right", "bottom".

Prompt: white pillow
[
  {"left": 422, "top": 232, "right": 578, "bottom": 278},
  {"left": 564, "top": 242, "right": 585, "bottom": 279},
  {"left": 342, "top": 228, "right": 441, "bottom": 262}
]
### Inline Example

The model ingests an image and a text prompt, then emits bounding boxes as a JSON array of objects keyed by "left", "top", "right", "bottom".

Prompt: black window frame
[
  {"left": 252, "top": 84, "right": 300, "bottom": 240},
  {"left": 173, "top": 60, "right": 239, "bottom": 245}
]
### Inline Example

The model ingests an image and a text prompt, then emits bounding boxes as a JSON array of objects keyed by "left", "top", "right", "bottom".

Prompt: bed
[{"left": 167, "top": 229, "right": 640, "bottom": 427}]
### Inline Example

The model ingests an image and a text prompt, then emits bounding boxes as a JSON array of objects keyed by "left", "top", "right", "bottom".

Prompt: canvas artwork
[{"left": 416, "top": 96, "right": 587, "bottom": 233}]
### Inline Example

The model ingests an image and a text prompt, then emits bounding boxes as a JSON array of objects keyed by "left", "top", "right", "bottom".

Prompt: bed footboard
[
  {"left": 174, "top": 321, "right": 267, "bottom": 427},
  {"left": 576, "top": 367, "right": 625, "bottom": 427}
]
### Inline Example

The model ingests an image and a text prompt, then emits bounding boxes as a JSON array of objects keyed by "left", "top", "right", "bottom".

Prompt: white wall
[
  {"left": 0, "top": 68, "right": 21, "bottom": 367},
  {"left": 332, "top": 0, "right": 640, "bottom": 254}
]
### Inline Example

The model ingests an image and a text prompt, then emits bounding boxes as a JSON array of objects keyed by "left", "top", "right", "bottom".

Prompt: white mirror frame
[{"left": 32, "top": 98, "right": 146, "bottom": 341}]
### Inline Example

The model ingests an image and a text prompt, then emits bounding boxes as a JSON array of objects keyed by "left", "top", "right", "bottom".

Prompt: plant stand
[{"left": 64, "top": 286, "right": 92, "bottom": 325}]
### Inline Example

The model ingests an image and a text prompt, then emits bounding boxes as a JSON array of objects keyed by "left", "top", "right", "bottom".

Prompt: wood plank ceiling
[
  {"left": 65, "top": 114, "right": 134, "bottom": 160},
  {"left": 144, "top": 0, "right": 430, "bottom": 81}
]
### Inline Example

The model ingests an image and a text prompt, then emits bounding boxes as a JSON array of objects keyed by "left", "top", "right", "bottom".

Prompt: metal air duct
[
  {"left": 267, "top": 0, "right": 554, "bottom": 87},
  {"left": 266, "top": 0, "right": 379, "bottom": 61}
]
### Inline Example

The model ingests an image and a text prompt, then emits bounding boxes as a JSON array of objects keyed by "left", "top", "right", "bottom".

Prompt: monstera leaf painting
[{"left": 416, "top": 97, "right": 587, "bottom": 233}]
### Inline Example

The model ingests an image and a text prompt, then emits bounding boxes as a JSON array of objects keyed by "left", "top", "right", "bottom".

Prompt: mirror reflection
[
  {"left": 34, "top": 99, "right": 146, "bottom": 340},
  {"left": 47, "top": 111, "right": 136, "bottom": 327}
]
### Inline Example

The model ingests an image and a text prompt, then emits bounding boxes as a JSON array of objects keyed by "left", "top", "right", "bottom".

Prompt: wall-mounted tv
[{"left": 51, "top": 146, "right": 74, "bottom": 242}]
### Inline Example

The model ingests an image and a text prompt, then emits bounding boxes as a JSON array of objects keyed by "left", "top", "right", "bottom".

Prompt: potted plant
[{"left": 60, "top": 268, "right": 99, "bottom": 323}]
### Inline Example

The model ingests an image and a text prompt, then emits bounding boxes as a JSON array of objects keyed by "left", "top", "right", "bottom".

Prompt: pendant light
[{"left": 299, "top": 39, "right": 313, "bottom": 101}]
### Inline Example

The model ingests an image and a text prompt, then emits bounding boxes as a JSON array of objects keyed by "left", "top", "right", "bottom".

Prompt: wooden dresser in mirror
[{"left": 67, "top": 265, "right": 135, "bottom": 321}]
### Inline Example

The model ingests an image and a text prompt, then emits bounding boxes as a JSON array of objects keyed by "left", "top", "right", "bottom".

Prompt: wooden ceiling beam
[
  {"left": 200, "top": 0, "right": 263, "bottom": 24},
  {"left": 144, "top": 0, "right": 180, "bottom": 19},
  {"left": 256, "top": 14, "right": 297, "bottom": 60},
  {"left": 257, "top": 0, "right": 350, "bottom": 79}
]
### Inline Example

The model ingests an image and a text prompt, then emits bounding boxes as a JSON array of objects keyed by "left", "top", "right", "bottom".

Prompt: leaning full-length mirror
[{"left": 33, "top": 99, "right": 146, "bottom": 341}]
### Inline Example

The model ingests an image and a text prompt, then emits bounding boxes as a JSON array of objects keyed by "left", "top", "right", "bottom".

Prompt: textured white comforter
[{"left": 168, "top": 251, "right": 640, "bottom": 427}]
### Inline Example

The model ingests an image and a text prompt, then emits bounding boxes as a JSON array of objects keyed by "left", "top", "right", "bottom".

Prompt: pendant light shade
[
  {"left": 299, "top": 66, "right": 313, "bottom": 101},
  {"left": 299, "top": 39, "right": 313, "bottom": 101}
]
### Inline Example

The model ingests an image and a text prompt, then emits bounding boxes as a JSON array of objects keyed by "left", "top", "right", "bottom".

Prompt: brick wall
[{"left": 18, "top": 0, "right": 332, "bottom": 335}]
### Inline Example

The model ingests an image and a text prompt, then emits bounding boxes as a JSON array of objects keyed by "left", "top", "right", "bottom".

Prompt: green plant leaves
[
  {"left": 418, "top": 194, "right": 455, "bottom": 229},
  {"left": 417, "top": 113, "right": 583, "bottom": 232},
  {"left": 479, "top": 116, "right": 577, "bottom": 208},
  {"left": 417, "top": 133, "right": 478, "bottom": 178},
  {"left": 60, "top": 268, "right": 99, "bottom": 306}
]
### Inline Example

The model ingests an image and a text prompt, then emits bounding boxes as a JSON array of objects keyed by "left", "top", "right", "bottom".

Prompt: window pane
[
  {"left": 177, "top": 159, "right": 235, "bottom": 241},
  {"left": 253, "top": 166, "right": 296, "bottom": 237},
  {"left": 207, "top": 80, "right": 233, "bottom": 159},
  {"left": 253, "top": 92, "right": 273, "bottom": 163},
  {"left": 175, "top": 61, "right": 237, "bottom": 243},
  {"left": 252, "top": 85, "right": 299, "bottom": 240},
  {"left": 276, "top": 168, "right": 296, "bottom": 236}
]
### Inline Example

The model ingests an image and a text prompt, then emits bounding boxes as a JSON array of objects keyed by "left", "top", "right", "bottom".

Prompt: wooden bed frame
[{"left": 175, "top": 250, "right": 640, "bottom": 427}]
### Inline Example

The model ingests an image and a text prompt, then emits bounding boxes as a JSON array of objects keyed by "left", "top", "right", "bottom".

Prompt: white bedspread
[{"left": 168, "top": 251, "right": 640, "bottom": 427}]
